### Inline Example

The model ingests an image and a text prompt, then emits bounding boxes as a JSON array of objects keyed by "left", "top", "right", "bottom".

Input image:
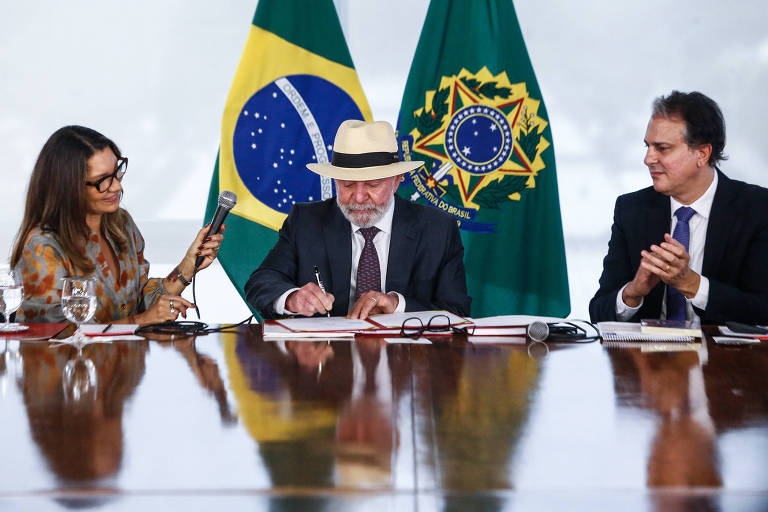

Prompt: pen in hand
[{"left": 313, "top": 265, "right": 331, "bottom": 317}]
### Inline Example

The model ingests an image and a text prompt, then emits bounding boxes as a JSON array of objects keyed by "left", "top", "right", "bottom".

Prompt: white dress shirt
[
  {"left": 274, "top": 198, "right": 406, "bottom": 315},
  {"left": 617, "top": 171, "right": 717, "bottom": 322}
]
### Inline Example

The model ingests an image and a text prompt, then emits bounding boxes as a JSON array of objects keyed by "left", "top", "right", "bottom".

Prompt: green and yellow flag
[
  {"left": 205, "top": 0, "right": 372, "bottom": 315},
  {"left": 397, "top": 0, "right": 569, "bottom": 317}
]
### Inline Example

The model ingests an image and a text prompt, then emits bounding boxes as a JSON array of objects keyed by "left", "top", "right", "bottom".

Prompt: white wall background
[{"left": 1, "top": 0, "right": 767, "bottom": 322}]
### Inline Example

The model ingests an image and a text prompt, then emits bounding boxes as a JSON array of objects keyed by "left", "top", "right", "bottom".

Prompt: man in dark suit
[
  {"left": 590, "top": 91, "right": 768, "bottom": 324},
  {"left": 245, "top": 120, "right": 471, "bottom": 320}
]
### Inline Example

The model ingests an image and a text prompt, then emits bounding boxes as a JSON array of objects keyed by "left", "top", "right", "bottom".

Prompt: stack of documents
[
  {"left": 262, "top": 310, "right": 471, "bottom": 340},
  {"left": 263, "top": 311, "right": 572, "bottom": 344}
]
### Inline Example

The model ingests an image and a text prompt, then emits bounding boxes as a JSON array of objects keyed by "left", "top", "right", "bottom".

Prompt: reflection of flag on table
[
  {"left": 205, "top": 0, "right": 372, "bottom": 316},
  {"left": 397, "top": 0, "right": 569, "bottom": 317}
]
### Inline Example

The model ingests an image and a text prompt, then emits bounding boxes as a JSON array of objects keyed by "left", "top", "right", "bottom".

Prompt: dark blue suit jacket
[
  {"left": 589, "top": 170, "right": 768, "bottom": 324},
  {"left": 245, "top": 196, "right": 471, "bottom": 319}
]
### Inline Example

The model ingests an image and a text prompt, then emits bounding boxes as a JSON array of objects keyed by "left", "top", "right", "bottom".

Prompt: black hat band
[{"left": 331, "top": 151, "right": 400, "bottom": 168}]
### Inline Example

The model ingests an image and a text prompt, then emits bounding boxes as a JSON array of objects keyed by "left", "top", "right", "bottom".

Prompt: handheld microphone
[
  {"left": 527, "top": 320, "right": 550, "bottom": 342},
  {"left": 197, "top": 190, "right": 237, "bottom": 268},
  {"left": 526, "top": 320, "right": 599, "bottom": 343}
]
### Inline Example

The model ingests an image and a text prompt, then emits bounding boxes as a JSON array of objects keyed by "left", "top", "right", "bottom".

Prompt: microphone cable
[
  {"left": 135, "top": 314, "right": 254, "bottom": 337},
  {"left": 192, "top": 261, "right": 201, "bottom": 320}
]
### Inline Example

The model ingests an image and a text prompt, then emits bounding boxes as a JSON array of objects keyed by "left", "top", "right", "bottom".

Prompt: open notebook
[{"left": 598, "top": 322, "right": 698, "bottom": 342}]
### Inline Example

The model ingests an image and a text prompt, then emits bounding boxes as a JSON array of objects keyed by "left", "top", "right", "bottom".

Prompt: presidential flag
[
  {"left": 397, "top": 0, "right": 570, "bottom": 317},
  {"left": 205, "top": 0, "right": 372, "bottom": 316}
]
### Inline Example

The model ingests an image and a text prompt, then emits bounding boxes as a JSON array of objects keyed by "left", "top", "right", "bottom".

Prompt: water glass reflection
[{"left": 62, "top": 354, "right": 98, "bottom": 403}]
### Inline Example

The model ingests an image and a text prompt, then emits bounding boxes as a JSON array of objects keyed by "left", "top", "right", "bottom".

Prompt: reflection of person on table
[
  {"left": 224, "top": 337, "right": 353, "bottom": 489},
  {"left": 607, "top": 349, "right": 721, "bottom": 488},
  {"left": 335, "top": 338, "right": 398, "bottom": 487},
  {"left": 224, "top": 336, "right": 410, "bottom": 492},
  {"left": 245, "top": 120, "right": 471, "bottom": 320},
  {"left": 155, "top": 336, "right": 236, "bottom": 424},
  {"left": 19, "top": 341, "right": 147, "bottom": 483},
  {"left": 11, "top": 125, "right": 224, "bottom": 325},
  {"left": 413, "top": 344, "right": 539, "bottom": 512}
]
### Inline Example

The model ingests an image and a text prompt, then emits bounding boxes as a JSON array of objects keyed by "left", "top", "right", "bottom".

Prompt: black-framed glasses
[
  {"left": 85, "top": 157, "right": 128, "bottom": 192},
  {"left": 399, "top": 314, "right": 475, "bottom": 339}
]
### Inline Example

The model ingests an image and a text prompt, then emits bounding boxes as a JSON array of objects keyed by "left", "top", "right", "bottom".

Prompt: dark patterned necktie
[
  {"left": 355, "top": 226, "right": 381, "bottom": 301},
  {"left": 666, "top": 206, "right": 696, "bottom": 321}
]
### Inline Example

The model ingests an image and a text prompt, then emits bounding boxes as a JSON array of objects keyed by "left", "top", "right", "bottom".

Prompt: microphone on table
[
  {"left": 527, "top": 320, "right": 599, "bottom": 343},
  {"left": 196, "top": 190, "right": 237, "bottom": 268},
  {"left": 527, "top": 320, "right": 550, "bottom": 342}
]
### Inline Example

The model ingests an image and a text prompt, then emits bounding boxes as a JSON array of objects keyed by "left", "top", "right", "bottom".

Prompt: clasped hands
[
  {"left": 622, "top": 233, "right": 701, "bottom": 307},
  {"left": 285, "top": 283, "right": 398, "bottom": 319}
]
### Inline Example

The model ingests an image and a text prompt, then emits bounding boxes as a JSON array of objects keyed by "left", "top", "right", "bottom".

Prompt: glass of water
[
  {"left": 61, "top": 277, "right": 97, "bottom": 347},
  {"left": 0, "top": 268, "right": 28, "bottom": 332}
]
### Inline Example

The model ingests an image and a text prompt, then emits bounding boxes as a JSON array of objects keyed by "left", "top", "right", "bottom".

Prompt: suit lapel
[
  {"left": 646, "top": 190, "right": 670, "bottom": 248},
  {"left": 323, "top": 203, "right": 352, "bottom": 314},
  {"left": 645, "top": 190, "right": 670, "bottom": 315},
  {"left": 386, "top": 197, "right": 418, "bottom": 292},
  {"left": 703, "top": 170, "right": 735, "bottom": 276}
]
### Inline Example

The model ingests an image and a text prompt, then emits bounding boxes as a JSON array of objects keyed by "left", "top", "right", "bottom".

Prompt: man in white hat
[{"left": 245, "top": 119, "right": 471, "bottom": 319}]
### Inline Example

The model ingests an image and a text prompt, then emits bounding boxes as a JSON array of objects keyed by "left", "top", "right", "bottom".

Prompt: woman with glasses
[{"left": 9, "top": 125, "right": 224, "bottom": 324}]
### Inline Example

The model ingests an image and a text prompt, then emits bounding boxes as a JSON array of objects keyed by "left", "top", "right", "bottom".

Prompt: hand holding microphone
[
  {"left": 195, "top": 191, "right": 237, "bottom": 269},
  {"left": 169, "top": 191, "right": 237, "bottom": 293}
]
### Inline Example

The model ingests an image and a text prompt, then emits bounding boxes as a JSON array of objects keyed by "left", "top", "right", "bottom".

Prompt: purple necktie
[
  {"left": 666, "top": 206, "right": 696, "bottom": 321},
  {"left": 355, "top": 227, "right": 381, "bottom": 300}
]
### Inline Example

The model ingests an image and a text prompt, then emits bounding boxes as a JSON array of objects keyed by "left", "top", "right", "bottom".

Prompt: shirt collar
[
  {"left": 351, "top": 196, "right": 396, "bottom": 235},
  {"left": 670, "top": 170, "right": 718, "bottom": 221}
]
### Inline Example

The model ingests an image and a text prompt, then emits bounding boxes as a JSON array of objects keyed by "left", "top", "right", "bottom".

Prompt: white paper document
[
  {"left": 264, "top": 318, "right": 362, "bottom": 337},
  {"left": 81, "top": 324, "right": 139, "bottom": 336},
  {"left": 274, "top": 316, "right": 375, "bottom": 333},
  {"left": 471, "top": 315, "right": 565, "bottom": 327}
]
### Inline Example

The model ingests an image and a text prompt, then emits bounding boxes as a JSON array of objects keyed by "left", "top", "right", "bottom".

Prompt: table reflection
[
  {"left": 3, "top": 328, "right": 766, "bottom": 510},
  {"left": 336, "top": 339, "right": 402, "bottom": 488},
  {"left": 412, "top": 344, "right": 541, "bottom": 511},
  {"left": 155, "top": 335, "right": 236, "bottom": 424},
  {"left": 18, "top": 341, "right": 148, "bottom": 485},
  {"left": 608, "top": 346, "right": 721, "bottom": 490},
  {"left": 1, "top": 339, "right": 24, "bottom": 394},
  {"left": 224, "top": 336, "right": 406, "bottom": 493}
]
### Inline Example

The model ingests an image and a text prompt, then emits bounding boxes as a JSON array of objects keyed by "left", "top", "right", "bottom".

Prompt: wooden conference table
[{"left": 1, "top": 324, "right": 767, "bottom": 511}]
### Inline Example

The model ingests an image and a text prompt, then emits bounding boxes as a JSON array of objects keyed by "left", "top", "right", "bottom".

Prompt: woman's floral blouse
[{"left": 14, "top": 214, "right": 165, "bottom": 323}]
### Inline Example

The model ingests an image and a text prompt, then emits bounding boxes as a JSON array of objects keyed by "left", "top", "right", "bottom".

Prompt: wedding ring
[
  {"left": 665, "top": 264, "right": 670, "bottom": 271},
  {"left": 169, "top": 298, "right": 175, "bottom": 314},
  {"left": 370, "top": 297, "right": 377, "bottom": 302}
]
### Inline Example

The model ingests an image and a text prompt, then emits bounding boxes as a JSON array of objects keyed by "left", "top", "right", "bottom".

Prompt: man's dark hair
[{"left": 651, "top": 91, "right": 727, "bottom": 167}]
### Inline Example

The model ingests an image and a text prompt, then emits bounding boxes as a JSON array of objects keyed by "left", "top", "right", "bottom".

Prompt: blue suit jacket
[
  {"left": 589, "top": 170, "right": 768, "bottom": 324},
  {"left": 245, "top": 196, "right": 471, "bottom": 319}
]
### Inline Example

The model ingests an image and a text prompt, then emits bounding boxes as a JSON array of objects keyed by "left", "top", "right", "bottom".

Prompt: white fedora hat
[{"left": 306, "top": 120, "right": 424, "bottom": 180}]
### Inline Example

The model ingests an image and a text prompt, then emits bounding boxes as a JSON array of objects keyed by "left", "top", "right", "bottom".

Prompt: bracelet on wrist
[{"left": 175, "top": 266, "right": 192, "bottom": 287}]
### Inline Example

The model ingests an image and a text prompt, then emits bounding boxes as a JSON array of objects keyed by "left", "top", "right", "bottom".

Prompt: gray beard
[{"left": 336, "top": 193, "right": 393, "bottom": 228}]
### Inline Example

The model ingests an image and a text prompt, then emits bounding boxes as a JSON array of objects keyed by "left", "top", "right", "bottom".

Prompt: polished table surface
[{"left": 1, "top": 325, "right": 767, "bottom": 511}]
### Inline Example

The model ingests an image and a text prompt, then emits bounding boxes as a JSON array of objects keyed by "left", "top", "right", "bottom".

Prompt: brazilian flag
[
  {"left": 205, "top": 0, "right": 372, "bottom": 317},
  {"left": 397, "top": 0, "right": 569, "bottom": 317}
]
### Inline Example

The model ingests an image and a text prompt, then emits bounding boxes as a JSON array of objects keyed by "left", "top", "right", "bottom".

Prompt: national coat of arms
[{"left": 399, "top": 67, "right": 551, "bottom": 232}]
